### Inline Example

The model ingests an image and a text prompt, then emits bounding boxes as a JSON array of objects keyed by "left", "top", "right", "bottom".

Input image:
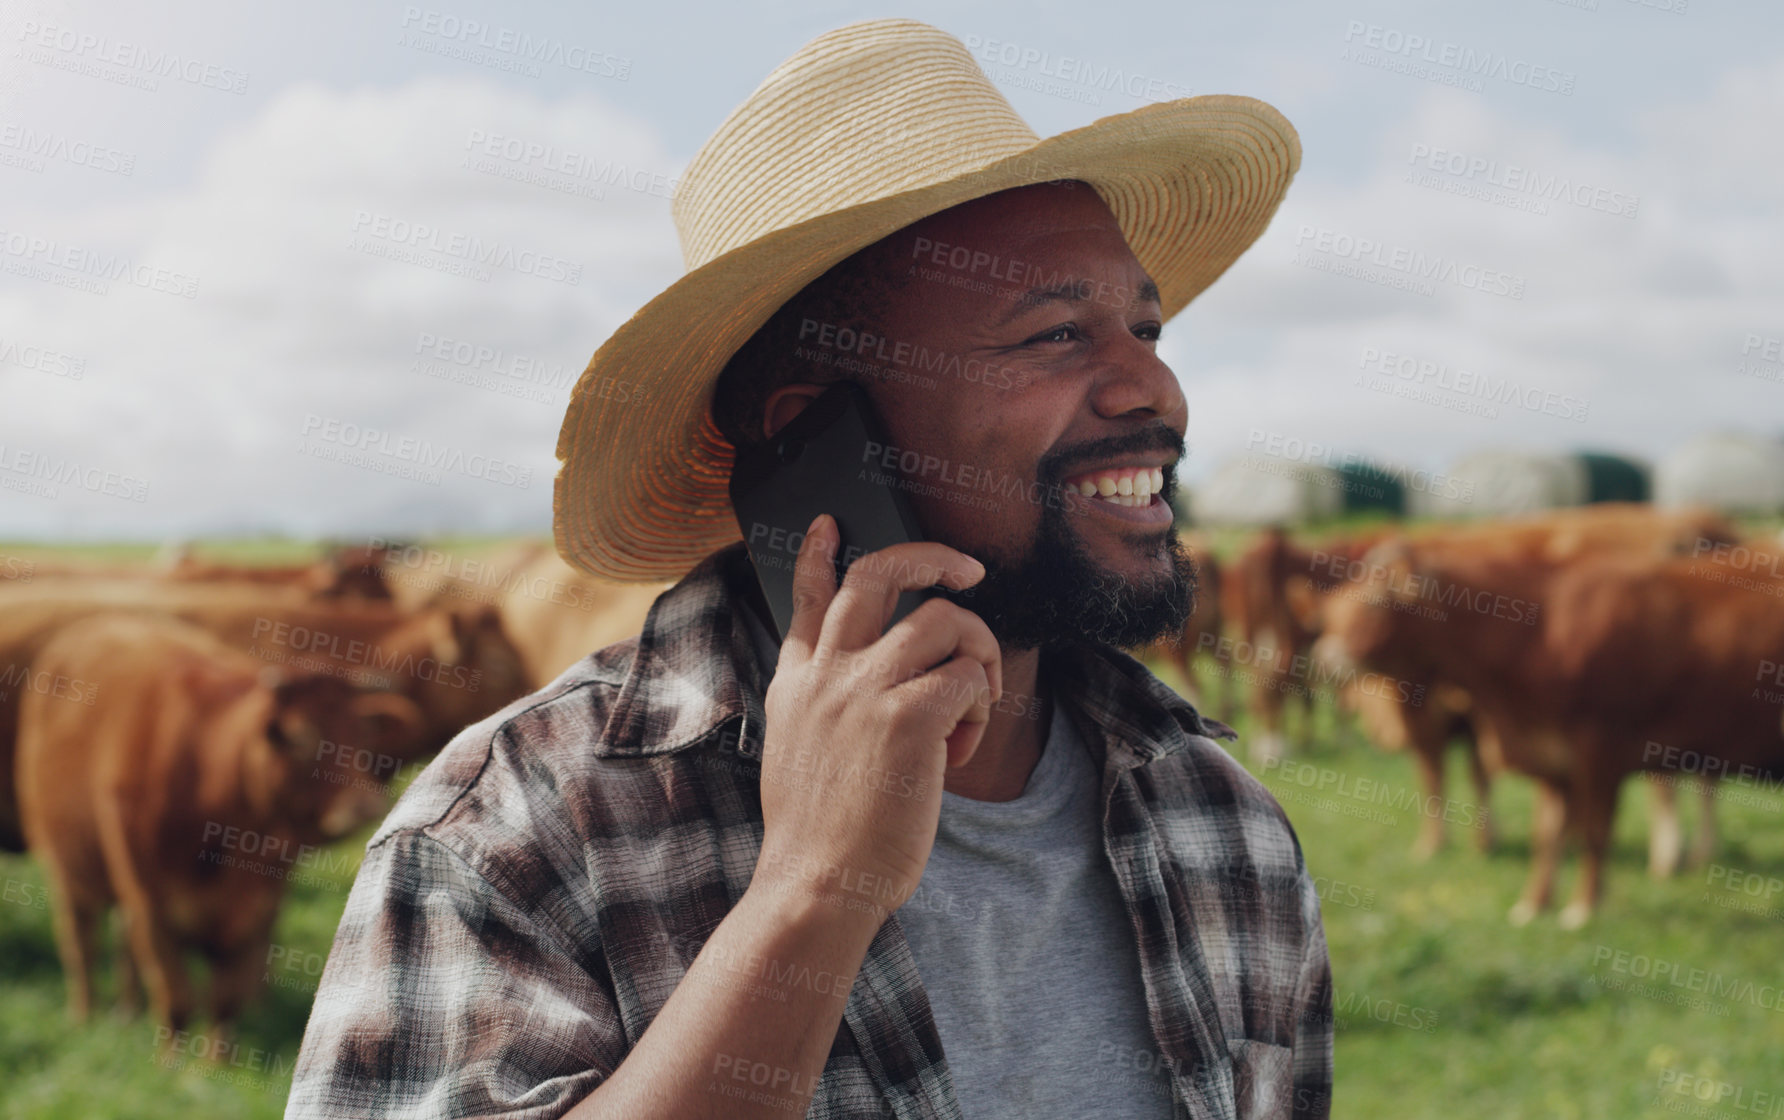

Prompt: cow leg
[
  {"left": 1246, "top": 628, "right": 1287, "bottom": 766},
  {"left": 120, "top": 895, "right": 194, "bottom": 1038},
  {"left": 93, "top": 804, "right": 193, "bottom": 1038},
  {"left": 22, "top": 798, "right": 110, "bottom": 1024},
  {"left": 1183, "top": 645, "right": 1212, "bottom": 716},
  {"left": 1409, "top": 736, "right": 1446, "bottom": 861},
  {"left": 1212, "top": 643, "right": 1236, "bottom": 725},
  {"left": 1509, "top": 782, "right": 1568, "bottom": 926},
  {"left": 41, "top": 864, "right": 102, "bottom": 1024},
  {"left": 1167, "top": 640, "right": 1192, "bottom": 699},
  {"left": 111, "top": 872, "right": 194, "bottom": 1034},
  {"left": 1249, "top": 672, "right": 1287, "bottom": 767},
  {"left": 1250, "top": 713, "right": 1284, "bottom": 767},
  {"left": 1687, "top": 778, "right": 1719, "bottom": 869},
  {"left": 1287, "top": 653, "right": 1315, "bottom": 750},
  {"left": 1464, "top": 731, "right": 1495, "bottom": 854},
  {"left": 208, "top": 930, "right": 273, "bottom": 1037},
  {"left": 1174, "top": 644, "right": 1208, "bottom": 710},
  {"left": 1561, "top": 774, "right": 1623, "bottom": 930},
  {"left": 1285, "top": 680, "right": 1308, "bottom": 754},
  {"left": 1646, "top": 776, "right": 1682, "bottom": 880},
  {"left": 115, "top": 910, "right": 142, "bottom": 1015},
  {"left": 1302, "top": 671, "right": 1321, "bottom": 744}
]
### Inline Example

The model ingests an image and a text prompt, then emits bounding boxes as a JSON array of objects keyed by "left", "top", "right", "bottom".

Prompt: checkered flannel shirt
[{"left": 284, "top": 541, "right": 1333, "bottom": 1120}]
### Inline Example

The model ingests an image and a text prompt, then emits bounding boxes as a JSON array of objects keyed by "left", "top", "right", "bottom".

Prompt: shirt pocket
[{"left": 1227, "top": 1038, "right": 1297, "bottom": 1120}]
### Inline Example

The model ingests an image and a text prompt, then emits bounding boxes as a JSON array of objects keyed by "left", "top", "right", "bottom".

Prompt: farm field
[{"left": 1, "top": 531, "right": 1782, "bottom": 1118}]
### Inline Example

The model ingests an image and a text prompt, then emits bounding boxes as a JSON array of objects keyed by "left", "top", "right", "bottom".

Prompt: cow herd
[
  {"left": 5, "top": 507, "right": 1780, "bottom": 1049},
  {"left": 1139, "top": 504, "right": 1784, "bottom": 930},
  {"left": 0, "top": 542, "right": 667, "bottom": 1044}
]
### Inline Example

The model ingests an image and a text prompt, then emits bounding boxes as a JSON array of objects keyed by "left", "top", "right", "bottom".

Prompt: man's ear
[{"left": 763, "top": 382, "right": 829, "bottom": 440}]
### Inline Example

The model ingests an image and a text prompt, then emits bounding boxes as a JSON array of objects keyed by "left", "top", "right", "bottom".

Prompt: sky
[{"left": 1, "top": 0, "right": 1780, "bottom": 540}]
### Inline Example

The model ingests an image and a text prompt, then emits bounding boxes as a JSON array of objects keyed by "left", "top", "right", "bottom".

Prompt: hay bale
[
  {"left": 1654, "top": 433, "right": 1784, "bottom": 513},
  {"left": 1190, "top": 452, "right": 1345, "bottom": 525},
  {"left": 1409, "top": 450, "right": 1588, "bottom": 518}
]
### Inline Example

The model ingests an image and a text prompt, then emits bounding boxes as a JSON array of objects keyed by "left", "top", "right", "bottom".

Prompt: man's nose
[{"left": 1090, "top": 333, "right": 1187, "bottom": 425}]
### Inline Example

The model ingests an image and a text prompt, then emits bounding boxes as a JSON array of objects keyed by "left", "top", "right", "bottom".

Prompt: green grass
[
  {"left": 1159, "top": 660, "right": 1784, "bottom": 1120},
  {"left": 3, "top": 567, "right": 1782, "bottom": 1117},
  {"left": 1185, "top": 510, "right": 1784, "bottom": 566},
  {"left": 7, "top": 510, "right": 1776, "bottom": 571},
  {"left": 0, "top": 827, "right": 370, "bottom": 1118},
  {"left": 0, "top": 535, "right": 545, "bottom": 568}
]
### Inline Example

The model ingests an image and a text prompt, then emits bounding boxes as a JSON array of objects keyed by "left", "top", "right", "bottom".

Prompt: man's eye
[
  {"left": 1134, "top": 323, "right": 1163, "bottom": 342},
  {"left": 1026, "top": 324, "right": 1080, "bottom": 344}
]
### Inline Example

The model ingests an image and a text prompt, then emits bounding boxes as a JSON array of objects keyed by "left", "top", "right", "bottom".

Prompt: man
[{"left": 287, "top": 18, "right": 1329, "bottom": 1120}]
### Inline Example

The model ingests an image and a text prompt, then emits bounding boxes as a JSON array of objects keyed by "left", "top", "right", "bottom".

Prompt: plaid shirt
[{"left": 285, "top": 542, "right": 1332, "bottom": 1120}]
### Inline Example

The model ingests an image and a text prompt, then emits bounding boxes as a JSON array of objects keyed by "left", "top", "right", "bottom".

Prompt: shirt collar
[{"left": 596, "top": 541, "right": 1236, "bottom": 767}]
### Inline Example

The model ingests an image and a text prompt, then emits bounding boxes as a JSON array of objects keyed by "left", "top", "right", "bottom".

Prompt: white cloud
[
  {"left": 4, "top": 48, "right": 1781, "bottom": 537},
  {"left": 1172, "top": 58, "right": 1784, "bottom": 492},
  {"left": 0, "top": 75, "right": 686, "bottom": 538}
]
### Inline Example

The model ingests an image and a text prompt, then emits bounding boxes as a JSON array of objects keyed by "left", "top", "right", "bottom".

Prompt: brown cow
[
  {"left": 1529, "top": 552, "right": 1784, "bottom": 925},
  {"left": 162, "top": 543, "right": 395, "bottom": 601},
  {"left": 1312, "top": 538, "right": 1574, "bottom": 917},
  {"left": 1399, "top": 502, "right": 1737, "bottom": 565},
  {"left": 378, "top": 539, "right": 670, "bottom": 690},
  {"left": 375, "top": 538, "right": 548, "bottom": 613},
  {"left": 1640, "top": 775, "right": 1720, "bottom": 879},
  {"left": 7, "top": 544, "right": 395, "bottom": 600},
  {"left": 1222, "top": 525, "right": 1395, "bottom": 764},
  {"left": 1338, "top": 680, "right": 1487, "bottom": 859},
  {"left": 1299, "top": 504, "right": 1740, "bottom": 864},
  {"left": 1312, "top": 512, "right": 1771, "bottom": 926},
  {"left": 17, "top": 613, "right": 422, "bottom": 1035},
  {"left": 0, "top": 581, "right": 529, "bottom": 850},
  {"left": 1132, "top": 536, "right": 1231, "bottom": 720},
  {"left": 1640, "top": 532, "right": 1784, "bottom": 876},
  {"left": 491, "top": 547, "right": 668, "bottom": 689}
]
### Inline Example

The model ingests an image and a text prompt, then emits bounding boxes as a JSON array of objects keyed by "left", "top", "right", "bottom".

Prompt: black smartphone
[{"left": 729, "top": 380, "right": 939, "bottom": 643}]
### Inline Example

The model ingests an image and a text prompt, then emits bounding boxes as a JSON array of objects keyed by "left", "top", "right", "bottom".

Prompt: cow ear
[{"left": 352, "top": 691, "right": 425, "bottom": 755}]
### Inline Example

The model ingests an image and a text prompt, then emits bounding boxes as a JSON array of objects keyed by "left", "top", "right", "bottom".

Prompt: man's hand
[{"left": 753, "top": 513, "right": 1001, "bottom": 924}]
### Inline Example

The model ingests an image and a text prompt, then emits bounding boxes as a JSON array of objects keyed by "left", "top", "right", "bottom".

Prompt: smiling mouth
[{"left": 1060, "top": 464, "right": 1166, "bottom": 508}]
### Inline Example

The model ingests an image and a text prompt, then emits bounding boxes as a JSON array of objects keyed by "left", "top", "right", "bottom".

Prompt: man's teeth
[{"left": 1072, "top": 467, "right": 1165, "bottom": 506}]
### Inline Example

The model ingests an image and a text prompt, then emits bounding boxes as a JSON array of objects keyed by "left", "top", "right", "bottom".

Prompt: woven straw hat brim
[{"left": 555, "top": 92, "right": 1299, "bottom": 583}]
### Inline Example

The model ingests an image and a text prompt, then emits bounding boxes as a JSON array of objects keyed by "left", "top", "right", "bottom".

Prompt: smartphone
[{"left": 729, "top": 380, "right": 940, "bottom": 643}]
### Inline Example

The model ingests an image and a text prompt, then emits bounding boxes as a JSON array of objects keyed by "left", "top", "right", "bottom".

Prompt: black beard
[{"left": 932, "top": 436, "right": 1197, "bottom": 653}]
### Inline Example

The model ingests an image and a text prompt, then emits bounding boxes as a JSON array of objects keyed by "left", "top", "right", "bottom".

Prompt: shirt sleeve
[
  {"left": 284, "top": 829, "right": 625, "bottom": 1120},
  {"left": 1290, "top": 869, "right": 1334, "bottom": 1120}
]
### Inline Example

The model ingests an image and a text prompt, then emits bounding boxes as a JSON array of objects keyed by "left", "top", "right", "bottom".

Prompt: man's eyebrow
[{"left": 993, "top": 278, "right": 1162, "bottom": 328}]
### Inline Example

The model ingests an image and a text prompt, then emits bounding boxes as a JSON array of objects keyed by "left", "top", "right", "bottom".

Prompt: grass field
[{"left": 2, "top": 528, "right": 1782, "bottom": 1117}]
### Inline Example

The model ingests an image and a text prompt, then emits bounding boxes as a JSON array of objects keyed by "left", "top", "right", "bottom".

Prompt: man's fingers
[
  {"left": 876, "top": 597, "right": 1003, "bottom": 709},
  {"left": 822, "top": 541, "right": 985, "bottom": 653},
  {"left": 783, "top": 514, "right": 839, "bottom": 662},
  {"left": 896, "top": 657, "right": 993, "bottom": 770}
]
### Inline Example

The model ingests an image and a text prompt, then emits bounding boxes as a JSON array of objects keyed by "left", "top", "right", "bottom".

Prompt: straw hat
[{"left": 554, "top": 18, "right": 1300, "bottom": 582}]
